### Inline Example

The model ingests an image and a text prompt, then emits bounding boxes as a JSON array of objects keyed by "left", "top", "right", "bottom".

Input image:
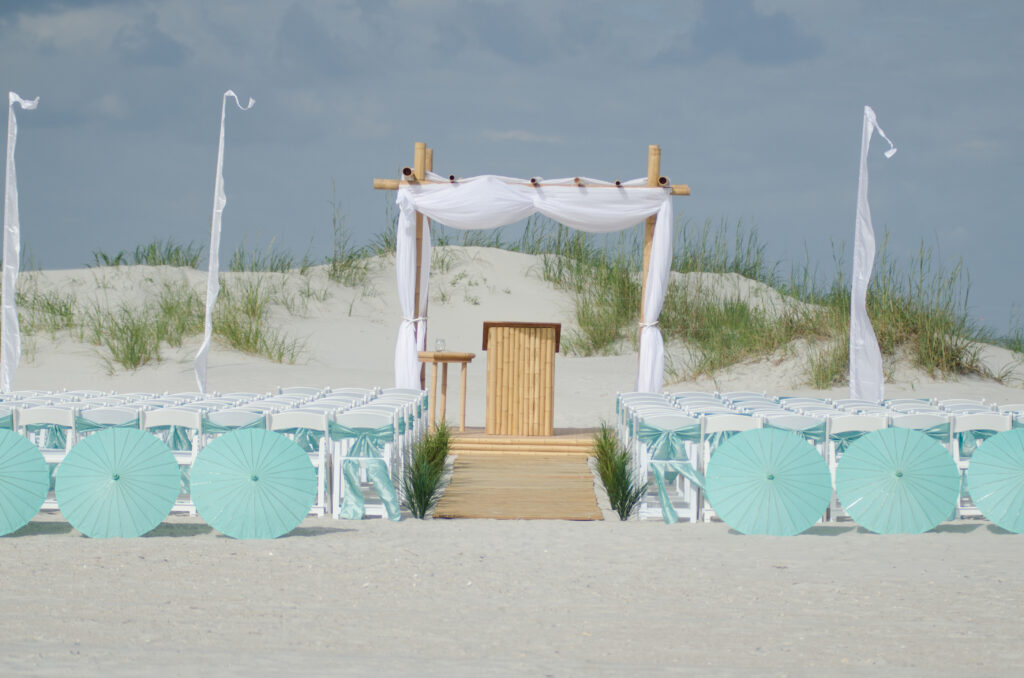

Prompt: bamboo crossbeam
[{"left": 373, "top": 176, "right": 689, "bottom": 195}]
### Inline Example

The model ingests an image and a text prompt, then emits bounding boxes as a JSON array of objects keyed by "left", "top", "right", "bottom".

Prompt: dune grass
[
  {"left": 402, "top": 422, "right": 450, "bottom": 519},
  {"left": 593, "top": 423, "right": 644, "bottom": 520},
  {"left": 92, "top": 238, "right": 204, "bottom": 268},
  {"left": 510, "top": 218, "right": 985, "bottom": 385},
  {"left": 16, "top": 198, "right": 996, "bottom": 384}
]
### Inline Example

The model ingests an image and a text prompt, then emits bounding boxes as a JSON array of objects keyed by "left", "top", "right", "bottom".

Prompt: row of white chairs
[
  {"left": 666, "top": 391, "right": 1020, "bottom": 419},
  {"left": 3, "top": 386, "right": 428, "bottom": 522},
  {"left": 618, "top": 391, "right": 1018, "bottom": 523}
]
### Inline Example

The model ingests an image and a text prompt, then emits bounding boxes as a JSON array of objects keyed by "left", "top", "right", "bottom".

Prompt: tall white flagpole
[
  {"left": 2, "top": 92, "right": 39, "bottom": 393},
  {"left": 849, "top": 105, "right": 896, "bottom": 401},
  {"left": 195, "top": 90, "right": 253, "bottom": 394}
]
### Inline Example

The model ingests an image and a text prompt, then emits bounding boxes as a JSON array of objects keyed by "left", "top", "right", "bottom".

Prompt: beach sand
[
  {"left": 4, "top": 515, "right": 1023, "bottom": 676},
  {"left": 2, "top": 248, "right": 1023, "bottom": 676}
]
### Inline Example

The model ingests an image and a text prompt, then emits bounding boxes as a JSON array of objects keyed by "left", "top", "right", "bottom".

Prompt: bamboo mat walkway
[{"left": 433, "top": 429, "right": 602, "bottom": 521}]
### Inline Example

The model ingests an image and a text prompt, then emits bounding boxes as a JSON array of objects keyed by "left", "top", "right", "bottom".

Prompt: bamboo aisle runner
[{"left": 434, "top": 448, "right": 602, "bottom": 521}]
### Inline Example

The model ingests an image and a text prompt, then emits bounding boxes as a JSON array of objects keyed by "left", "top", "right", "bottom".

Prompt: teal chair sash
[
  {"left": 75, "top": 415, "right": 140, "bottom": 433},
  {"left": 956, "top": 428, "right": 1000, "bottom": 459},
  {"left": 637, "top": 421, "right": 704, "bottom": 525},
  {"left": 766, "top": 422, "right": 827, "bottom": 445},
  {"left": 201, "top": 416, "right": 266, "bottom": 434},
  {"left": 894, "top": 421, "right": 950, "bottom": 443},
  {"left": 25, "top": 423, "right": 68, "bottom": 450},
  {"left": 328, "top": 421, "right": 400, "bottom": 521},
  {"left": 147, "top": 425, "right": 194, "bottom": 452},
  {"left": 829, "top": 430, "right": 861, "bottom": 455},
  {"left": 277, "top": 427, "right": 324, "bottom": 454},
  {"left": 0, "top": 413, "right": 13, "bottom": 430}
]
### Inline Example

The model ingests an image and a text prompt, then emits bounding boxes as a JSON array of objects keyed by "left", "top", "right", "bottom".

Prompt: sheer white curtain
[
  {"left": 849, "top": 106, "right": 896, "bottom": 401},
  {"left": 2, "top": 92, "right": 38, "bottom": 393},
  {"left": 194, "top": 90, "right": 253, "bottom": 394},
  {"left": 395, "top": 174, "right": 673, "bottom": 392}
]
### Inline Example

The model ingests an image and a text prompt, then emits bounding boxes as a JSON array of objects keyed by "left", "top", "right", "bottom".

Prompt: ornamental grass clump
[
  {"left": 593, "top": 423, "right": 645, "bottom": 520},
  {"left": 402, "top": 422, "right": 450, "bottom": 519}
]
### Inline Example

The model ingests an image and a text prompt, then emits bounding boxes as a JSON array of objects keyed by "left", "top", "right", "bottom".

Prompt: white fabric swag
[
  {"left": 195, "top": 90, "right": 253, "bottom": 394},
  {"left": 2, "top": 92, "right": 39, "bottom": 393},
  {"left": 395, "top": 174, "right": 673, "bottom": 392},
  {"left": 849, "top": 106, "right": 896, "bottom": 401}
]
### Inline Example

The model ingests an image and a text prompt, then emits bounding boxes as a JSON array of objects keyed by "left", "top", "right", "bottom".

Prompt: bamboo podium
[{"left": 483, "top": 322, "right": 560, "bottom": 436}]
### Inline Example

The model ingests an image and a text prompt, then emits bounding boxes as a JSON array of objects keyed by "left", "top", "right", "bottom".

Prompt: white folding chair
[
  {"left": 825, "top": 413, "right": 889, "bottom": 521},
  {"left": 16, "top": 405, "right": 77, "bottom": 511},
  {"left": 269, "top": 409, "right": 332, "bottom": 517},
  {"left": 634, "top": 412, "right": 702, "bottom": 523},
  {"left": 142, "top": 407, "right": 205, "bottom": 515},
  {"left": 700, "top": 414, "right": 763, "bottom": 522},
  {"left": 951, "top": 413, "right": 1013, "bottom": 518},
  {"left": 330, "top": 409, "right": 402, "bottom": 521}
]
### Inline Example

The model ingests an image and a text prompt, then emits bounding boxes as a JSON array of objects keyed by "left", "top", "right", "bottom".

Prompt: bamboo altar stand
[{"left": 482, "top": 321, "right": 560, "bottom": 437}]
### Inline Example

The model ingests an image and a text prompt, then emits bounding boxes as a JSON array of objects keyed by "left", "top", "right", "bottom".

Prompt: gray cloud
[
  {"left": 662, "top": 0, "right": 824, "bottom": 66},
  {"left": 112, "top": 13, "right": 190, "bottom": 67}
]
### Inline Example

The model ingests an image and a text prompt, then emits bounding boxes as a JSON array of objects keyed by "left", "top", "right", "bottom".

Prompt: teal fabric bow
[
  {"left": 637, "top": 421, "right": 704, "bottom": 524},
  {"left": 956, "top": 428, "right": 1000, "bottom": 459},
  {"left": 829, "top": 429, "right": 871, "bottom": 455},
  {"left": 766, "top": 422, "right": 827, "bottom": 445},
  {"left": 201, "top": 416, "right": 266, "bottom": 434},
  {"left": 75, "top": 415, "right": 140, "bottom": 433},
  {"left": 277, "top": 427, "right": 324, "bottom": 454},
  {"left": 25, "top": 423, "right": 67, "bottom": 450},
  {"left": 148, "top": 425, "right": 195, "bottom": 452},
  {"left": 329, "top": 421, "right": 400, "bottom": 521},
  {"left": 894, "top": 421, "right": 950, "bottom": 443}
]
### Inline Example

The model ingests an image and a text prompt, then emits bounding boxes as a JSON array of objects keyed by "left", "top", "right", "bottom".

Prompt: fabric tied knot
[
  {"left": 637, "top": 421, "right": 705, "bottom": 525},
  {"left": 329, "top": 421, "right": 401, "bottom": 522}
]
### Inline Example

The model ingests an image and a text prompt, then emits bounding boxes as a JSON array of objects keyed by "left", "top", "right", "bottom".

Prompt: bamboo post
[
  {"left": 485, "top": 327, "right": 496, "bottom": 434},
  {"left": 545, "top": 328, "right": 555, "bottom": 434},
  {"left": 429, "top": 361, "right": 438, "bottom": 432},
  {"left": 501, "top": 326, "right": 512, "bottom": 434},
  {"left": 540, "top": 329, "right": 548, "bottom": 435},
  {"left": 440, "top": 362, "right": 448, "bottom": 425},
  {"left": 512, "top": 328, "right": 521, "bottom": 434},
  {"left": 530, "top": 327, "right": 540, "bottom": 435},
  {"left": 460, "top": 360, "right": 468, "bottom": 432},
  {"left": 640, "top": 145, "right": 661, "bottom": 321},
  {"left": 413, "top": 142, "right": 427, "bottom": 389}
]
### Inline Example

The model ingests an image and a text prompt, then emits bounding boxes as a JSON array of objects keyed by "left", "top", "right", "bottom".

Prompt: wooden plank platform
[
  {"left": 449, "top": 427, "right": 598, "bottom": 456},
  {"left": 434, "top": 449, "right": 603, "bottom": 521}
]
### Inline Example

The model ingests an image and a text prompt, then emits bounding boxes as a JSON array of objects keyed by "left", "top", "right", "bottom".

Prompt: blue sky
[{"left": 2, "top": 1, "right": 1022, "bottom": 331}]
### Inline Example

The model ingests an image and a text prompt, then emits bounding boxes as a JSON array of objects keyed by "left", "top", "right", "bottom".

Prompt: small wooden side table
[{"left": 418, "top": 351, "right": 475, "bottom": 432}]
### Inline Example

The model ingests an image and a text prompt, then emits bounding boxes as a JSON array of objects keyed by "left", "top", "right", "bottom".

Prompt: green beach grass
[{"left": 12, "top": 210, "right": 1017, "bottom": 384}]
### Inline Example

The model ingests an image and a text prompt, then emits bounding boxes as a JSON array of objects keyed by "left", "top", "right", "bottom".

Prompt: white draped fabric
[
  {"left": 849, "top": 106, "right": 897, "bottom": 401},
  {"left": 395, "top": 174, "right": 673, "bottom": 392},
  {"left": 2, "top": 92, "right": 38, "bottom": 393},
  {"left": 195, "top": 90, "right": 253, "bottom": 394}
]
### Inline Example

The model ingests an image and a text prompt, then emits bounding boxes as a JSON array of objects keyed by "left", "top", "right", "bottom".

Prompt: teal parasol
[
  {"left": 705, "top": 428, "right": 832, "bottom": 536},
  {"left": 55, "top": 429, "right": 180, "bottom": 538},
  {"left": 0, "top": 430, "right": 49, "bottom": 535},
  {"left": 965, "top": 429, "right": 1024, "bottom": 533},
  {"left": 835, "top": 428, "right": 959, "bottom": 534},
  {"left": 190, "top": 429, "right": 316, "bottom": 539}
]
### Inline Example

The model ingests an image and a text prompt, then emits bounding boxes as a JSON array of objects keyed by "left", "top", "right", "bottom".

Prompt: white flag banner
[
  {"left": 2, "top": 92, "right": 39, "bottom": 393},
  {"left": 195, "top": 90, "right": 253, "bottom": 394},
  {"left": 849, "top": 105, "right": 897, "bottom": 401}
]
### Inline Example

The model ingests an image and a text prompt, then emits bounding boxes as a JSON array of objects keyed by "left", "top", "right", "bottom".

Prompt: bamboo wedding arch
[{"left": 373, "top": 142, "right": 690, "bottom": 395}]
